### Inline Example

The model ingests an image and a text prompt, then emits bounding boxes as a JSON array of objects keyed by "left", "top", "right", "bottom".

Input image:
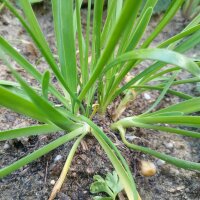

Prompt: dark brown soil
[{"left": 0, "top": 2, "right": 200, "bottom": 200}]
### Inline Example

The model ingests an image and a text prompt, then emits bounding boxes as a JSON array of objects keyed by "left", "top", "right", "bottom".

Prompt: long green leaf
[
  {"left": 0, "top": 52, "right": 76, "bottom": 131},
  {"left": 141, "top": 0, "right": 184, "bottom": 47},
  {"left": 145, "top": 97, "right": 200, "bottom": 116},
  {"left": 52, "top": 0, "right": 77, "bottom": 94},
  {"left": 0, "top": 124, "right": 61, "bottom": 141},
  {"left": 135, "top": 116, "right": 200, "bottom": 128},
  {"left": 0, "top": 86, "right": 47, "bottom": 122},
  {"left": 116, "top": 127, "right": 200, "bottom": 171},
  {"left": 3, "top": 0, "right": 79, "bottom": 106},
  {"left": 104, "top": 48, "right": 200, "bottom": 77},
  {"left": 0, "top": 126, "right": 87, "bottom": 178},
  {"left": 79, "top": 0, "right": 143, "bottom": 102}
]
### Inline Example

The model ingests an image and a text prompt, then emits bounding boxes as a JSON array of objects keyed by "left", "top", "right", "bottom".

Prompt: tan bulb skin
[{"left": 140, "top": 160, "right": 157, "bottom": 177}]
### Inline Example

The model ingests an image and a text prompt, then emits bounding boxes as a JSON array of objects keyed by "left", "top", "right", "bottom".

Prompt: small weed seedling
[
  {"left": 0, "top": 0, "right": 200, "bottom": 199},
  {"left": 90, "top": 171, "right": 123, "bottom": 200}
]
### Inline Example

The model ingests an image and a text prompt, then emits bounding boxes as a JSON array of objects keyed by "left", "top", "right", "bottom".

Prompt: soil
[{"left": 0, "top": 2, "right": 200, "bottom": 200}]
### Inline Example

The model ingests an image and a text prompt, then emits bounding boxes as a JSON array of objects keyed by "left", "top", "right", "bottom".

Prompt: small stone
[
  {"left": 144, "top": 93, "right": 151, "bottom": 100},
  {"left": 126, "top": 135, "right": 139, "bottom": 141},
  {"left": 50, "top": 180, "right": 56, "bottom": 185},
  {"left": 86, "top": 167, "right": 94, "bottom": 174},
  {"left": 3, "top": 142, "right": 11, "bottom": 150},
  {"left": 157, "top": 159, "right": 166, "bottom": 166},
  {"left": 176, "top": 186, "right": 185, "bottom": 191},
  {"left": 164, "top": 142, "right": 174, "bottom": 149},
  {"left": 54, "top": 155, "right": 62, "bottom": 162}
]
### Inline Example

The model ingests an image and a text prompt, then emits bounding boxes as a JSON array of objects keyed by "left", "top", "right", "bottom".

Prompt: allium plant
[{"left": 0, "top": 0, "right": 200, "bottom": 199}]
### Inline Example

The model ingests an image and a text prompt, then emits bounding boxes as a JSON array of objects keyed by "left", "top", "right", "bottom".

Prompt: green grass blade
[
  {"left": 101, "top": 0, "right": 116, "bottom": 48},
  {"left": 0, "top": 53, "right": 76, "bottom": 131},
  {"left": 83, "top": 0, "right": 91, "bottom": 86},
  {"left": 105, "top": 48, "right": 200, "bottom": 77},
  {"left": 142, "top": 67, "right": 180, "bottom": 84},
  {"left": 79, "top": 0, "right": 144, "bottom": 102},
  {"left": 175, "top": 30, "right": 200, "bottom": 53},
  {"left": 117, "top": 127, "right": 200, "bottom": 171},
  {"left": 135, "top": 116, "right": 200, "bottom": 128},
  {"left": 91, "top": 0, "right": 104, "bottom": 68},
  {"left": 0, "top": 126, "right": 86, "bottom": 178},
  {"left": 158, "top": 25, "right": 200, "bottom": 48},
  {"left": 0, "top": 36, "right": 70, "bottom": 109},
  {"left": 3, "top": 0, "right": 78, "bottom": 105},
  {"left": 19, "top": 0, "right": 54, "bottom": 63},
  {"left": 0, "top": 124, "right": 61, "bottom": 141},
  {"left": 145, "top": 97, "right": 200, "bottom": 116},
  {"left": 75, "top": 0, "right": 86, "bottom": 86},
  {"left": 131, "top": 85, "right": 193, "bottom": 100},
  {"left": 118, "top": 121, "right": 200, "bottom": 138},
  {"left": 42, "top": 70, "right": 50, "bottom": 100},
  {"left": 117, "top": 0, "right": 142, "bottom": 54},
  {"left": 125, "top": 7, "right": 153, "bottom": 51},
  {"left": 143, "top": 72, "right": 178, "bottom": 114},
  {"left": 0, "top": 86, "right": 47, "bottom": 122},
  {"left": 141, "top": 0, "right": 184, "bottom": 48},
  {"left": 52, "top": 0, "right": 77, "bottom": 94}
]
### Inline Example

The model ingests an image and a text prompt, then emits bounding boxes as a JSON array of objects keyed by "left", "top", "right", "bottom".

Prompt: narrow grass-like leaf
[
  {"left": 104, "top": 48, "right": 200, "bottom": 77},
  {"left": 0, "top": 126, "right": 86, "bottom": 178},
  {"left": 117, "top": 0, "right": 142, "bottom": 53},
  {"left": 131, "top": 85, "right": 193, "bottom": 100},
  {"left": 135, "top": 116, "right": 200, "bottom": 128},
  {"left": 158, "top": 25, "right": 200, "bottom": 48},
  {"left": 0, "top": 124, "right": 61, "bottom": 141},
  {"left": 143, "top": 72, "right": 178, "bottom": 114},
  {"left": 116, "top": 121, "right": 200, "bottom": 138},
  {"left": 3, "top": 0, "right": 79, "bottom": 106},
  {"left": 42, "top": 70, "right": 50, "bottom": 99},
  {"left": 0, "top": 86, "right": 47, "bottom": 122},
  {"left": 75, "top": 0, "right": 86, "bottom": 86},
  {"left": 145, "top": 97, "right": 200, "bottom": 116},
  {"left": 115, "top": 127, "right": 200, "bottom": 171},
  {"left": 125, "top": 7, "right": 153, "bottom": 51},
  {"left": 91, "top": 0, "right": 104, "bottom": 68},
  {"left": 0, "top": 30, "right": 69, "bottom": 109},
  {"left": 52, "top": 0, "right": 77, "bottom": 94},
  {"left": 79, "top": 0, "right": 143, "bottom": 102},
  {"left": 19, "top": 0, "right": 54, "bottom": 64},
  {"left": 49, "top": 132, "right": 87, "bottom": 200},
  {"left": 175, "top": 30, "right": 200, "bottom": 53},
  {"left": 141, "top": 0, "right": 184, "bottom": 47},
  {"left": 0, "top": 52, "right": 76, "bottom": 131}
]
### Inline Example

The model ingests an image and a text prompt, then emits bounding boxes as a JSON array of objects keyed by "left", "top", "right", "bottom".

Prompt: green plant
[
  {"left": 0, "top": 0, "right": 200, "bottom": 199},
  {"left": 182, "top": 0, "right": 200, "bottom": 19},
  {"left": 90, "top": 171, "right": 123, "bottom": 200},
  {"left": 29, "top": 0, "right": 43, "bottom": 3},
  {"left": 142, "top": 0, "right": 172, "bottom": 14}
]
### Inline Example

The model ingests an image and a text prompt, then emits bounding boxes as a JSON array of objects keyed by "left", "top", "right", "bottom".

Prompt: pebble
[
  {"left": 50, "top": 180, "right": 56, "bottom": 185},
  {"left": 144, "top": 93, "right": 151, "bottom": 100},
  {"left": 176, "top": 186, "right": 185, "bottom": 191},
  {"left": 125, "top": 135, "right": 138, "bottom": 141},
  {"left": 54, "top": 155, "right": 62, "bottom": 162},
  {"left": 164, "top": 142, "right": 174, "bottom": 149},
  {"left": 3, "top": 142, "right": 11, "bottom": 150},
  {"left": 157, "top": 159, "right": 166, "bottom": 166}
]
